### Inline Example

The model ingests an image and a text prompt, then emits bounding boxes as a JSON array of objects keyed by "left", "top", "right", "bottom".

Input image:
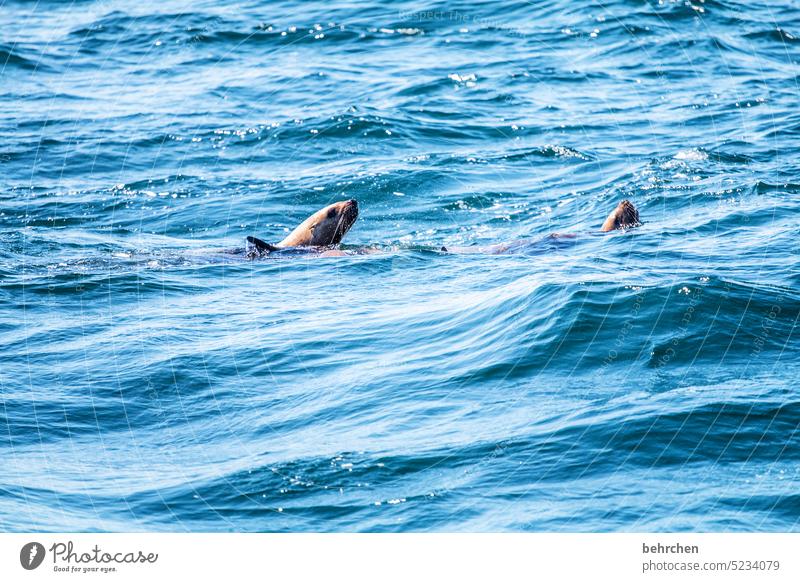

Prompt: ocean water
[{"left": 1, "top": 0, "right": 799, "bottom": 532}]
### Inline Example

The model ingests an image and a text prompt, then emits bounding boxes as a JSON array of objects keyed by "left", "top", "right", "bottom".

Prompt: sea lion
[
  {"left": 600, "top": 199, "right": 640, "bottom": 232},
  {"left": 247, "top": 199, "right": 359, "bottom": 255}
]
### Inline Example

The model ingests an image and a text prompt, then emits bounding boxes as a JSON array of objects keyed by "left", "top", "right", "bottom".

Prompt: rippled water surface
[{"left": 2, "top": 0, "right": 799, "bottom": 531}]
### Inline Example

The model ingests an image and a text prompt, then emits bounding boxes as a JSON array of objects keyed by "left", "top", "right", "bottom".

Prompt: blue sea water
[{"left": 1, "top": 0, "right": 799, "bottom": 532}]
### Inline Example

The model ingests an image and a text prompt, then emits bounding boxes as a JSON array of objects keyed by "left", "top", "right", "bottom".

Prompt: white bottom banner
[{"left": 1, "top": 533, "right": 796, "bottom": 581}]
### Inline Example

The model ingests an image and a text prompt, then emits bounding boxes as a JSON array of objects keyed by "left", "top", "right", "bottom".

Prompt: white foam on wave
[{"left": 673, "top": 148, "right": 708, "bottom": 161}]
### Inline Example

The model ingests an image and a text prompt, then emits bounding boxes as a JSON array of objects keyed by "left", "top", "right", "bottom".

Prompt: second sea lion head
[{"left": 600, "top": 199, "right": 640, "bottom": 232}]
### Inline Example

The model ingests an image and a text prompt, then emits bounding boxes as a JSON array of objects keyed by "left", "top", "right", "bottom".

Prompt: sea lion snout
[
  {"left": 332, "top": 199, "right": 358, "bottom": 236},
  {"left": 343, "top": 198, "right": 358, "bottom": 220}
]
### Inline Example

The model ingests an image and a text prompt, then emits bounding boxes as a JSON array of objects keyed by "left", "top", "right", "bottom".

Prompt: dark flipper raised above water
[{"left": 246, "top": 236, "right": 280, "bottom": 254}]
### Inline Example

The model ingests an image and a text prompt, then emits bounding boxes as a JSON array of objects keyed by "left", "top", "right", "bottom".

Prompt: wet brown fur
[
  {"left": 276, "top": 199, "right": 359, "bottom": 247},
  {"left": 600, "top": 199, "right": 640, "bottom": 232}
]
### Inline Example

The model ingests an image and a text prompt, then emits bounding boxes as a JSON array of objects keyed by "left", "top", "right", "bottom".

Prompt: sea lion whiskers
[{"left": 332, "top": 205, "right": 350, "bottom": 241}]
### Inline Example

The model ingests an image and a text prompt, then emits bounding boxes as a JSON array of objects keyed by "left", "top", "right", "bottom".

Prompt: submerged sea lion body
[
  {"left": 441, "top": 199, "right": 641, "bottom": 254},
  {"left": 247, "top": 199, "right": 359, "bottom": 256},
  {"left": 440, "top": 232, "right": 578, "bottom": 255}
]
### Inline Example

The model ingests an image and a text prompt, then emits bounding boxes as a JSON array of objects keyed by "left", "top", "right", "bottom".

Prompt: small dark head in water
[
  {"left": 601, "top": 199, "right": 640, "bottom": 232},
  {"left": 247, "top": 199, "right": 359, "bottom": 254}
]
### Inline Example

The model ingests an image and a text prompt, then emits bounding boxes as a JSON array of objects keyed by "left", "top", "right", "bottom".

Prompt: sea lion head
[
  {"left": 278, "top": 199, "right": 359, "bottom": 247},
  {"left": 600, "top": 199, "right": 640, "bottom": 232}
]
